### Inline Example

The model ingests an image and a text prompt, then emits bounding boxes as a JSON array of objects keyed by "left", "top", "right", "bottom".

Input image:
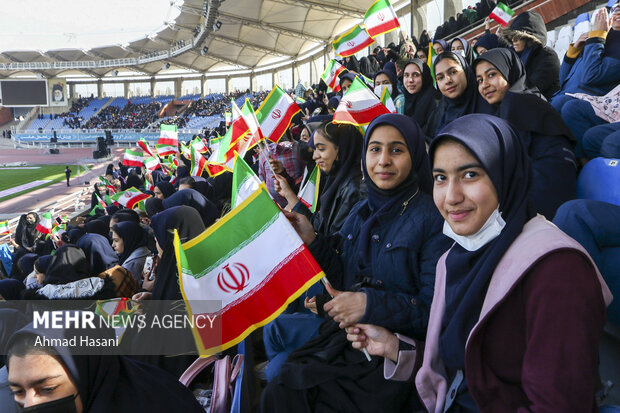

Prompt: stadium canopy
[{"left": 0, "top": 0, "right": 399, "bottom": 79}]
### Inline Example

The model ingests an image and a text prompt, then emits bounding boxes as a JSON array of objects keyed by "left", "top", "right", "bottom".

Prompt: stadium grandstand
[{"left": 0, "top": 0, "right": 619, "bottom": 411}]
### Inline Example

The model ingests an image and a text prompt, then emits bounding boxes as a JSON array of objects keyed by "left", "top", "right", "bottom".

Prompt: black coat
[{"left": 524, "top": 45, "right": 561, "bottom": 100}]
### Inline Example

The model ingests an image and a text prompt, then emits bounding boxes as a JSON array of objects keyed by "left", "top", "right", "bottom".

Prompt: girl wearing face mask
[
  {"left": 345, "top": 114, "right": 612, "bottom": 413},
  {"left": 398, "top": 59, "right": 442, "bottom": 137},
  {"left": 450, "top": 37, "right": 475, "bottom": 65},
  {"left": 474, "top": 48, "right": 577, "bottom": 219},
  {"left": 373, "top": 68, "right": 400, "bottom": 109},
  {"left": 427, "top": 52, "right": 492, "bottom": 139}
]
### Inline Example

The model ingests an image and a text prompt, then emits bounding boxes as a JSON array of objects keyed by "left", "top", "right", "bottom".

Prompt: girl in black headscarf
[
  {"left": 450, "top": 37, "right": 475, "bottom": 65},
  {"left": 12, "top": 213, "right": 41, "bottom": 250},
  {"left": 41, "top": 245, "right": 90, "bottom": 285},
  {"left": 84, "top": 219, "right": 110, "bottom": 239},
  {"left": 67, "top": 227, "right": 86, "bottom": 245},
  {"left": 432, "top": 39, "right": 449, "bottom": 55},
  {"left": 373, "top": 68, "right": 400, "bottom": 102},
  {"left": 260, "top": 114, "right": 450, "bottom": 412},
  {"left": 123, "top": 171, "right": 144, "bottom": 191},
  {"left": 398, "top": 59, "right": 442, "bottom": 136},
  {"left": 111, "top": 221, "right": 150, "bottom": 282},
  {"left": 154, "top": 181, "right": 175, "bottom": 199},
  {"left": 474, "top": 32, "right": 512, "bottom": 55},
  {"left": 77, "top": 233, "right": 118, "bottom": 275},
  {"left": 345, "top": 114, "right": 611, "bottom": 412},
  {"left": 474, "top": 48, "right": 577, "bottom": 218},
  {"left": 162, "top": 188, "right": 218, "bottom": 227},
  {"left": 5, "top": 321, "right": 204, "bottom": 412}
]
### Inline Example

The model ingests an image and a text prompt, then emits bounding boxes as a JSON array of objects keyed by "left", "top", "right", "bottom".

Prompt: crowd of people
[{"left": 1, "top": 2, "right": 620, "bottom": 412}]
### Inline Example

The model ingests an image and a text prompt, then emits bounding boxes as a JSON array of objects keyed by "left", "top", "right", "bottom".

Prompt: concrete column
[
  {"left": 291, "top": 65, "right": 296, "bottom": 88},
  {"left": 225, "top": 76, "right": 230, "bottom": 94},
  {"left": 410, "top": 0, "right": 427, "bottom": 41},
  {"left": 97, "top": 79, "right": 103, "bottom": 98},
  {"left": 444, "top": 0, "right": 462, "bottom": 23},
  {"left": 150, "top": 77, "right": 156, "bottom": 97},
  {"left": 174, "top": 78, "right": 182, "bottom": 98},
  {"left": 272, "top": 71, "right": 277, "bottom": 89},
  {"left": 200, "top": 74, "right": 206, "bottom": 97},
  {"left": 250, "top": 73, "right": 256, "bottom": 92},
  {"left": 69, "top": 83, "right": 75, "bottom": 99},
  {"left": 123, "top": 81, "right": 129, "bottom": 98}
]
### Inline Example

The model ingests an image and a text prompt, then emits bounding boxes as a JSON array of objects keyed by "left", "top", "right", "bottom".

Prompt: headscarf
[
  {"left": 150, "top": 169, "right": 168, "bottom": 185},
  {"left": 373, "top": 68, "right": 400, "bottom": 98},
  {"left": 105, "top": 204, "right": 120, "bottom": 216},
  {"left": 433, "top": 39, "right": 449, "bottom": 53},
  {"left": 429, "top": 114, "right": 535, "bottom": 373},
  {"left": 450, "top": 37, "right": 475, "bottom": 65},
  {"left": 150, "top": 206, "right": 205, "bottom": 300},
  {"left": 402, "top": 59, "right": 441, "bottom": 133},
  {"left": 17, "top": 253, "right": 38, "bottom": 278},
  {"left": 434, "top": 52, "right": 492, "bottom": 130},
  {"left": 338, "top": 72, "right": 356, "bottom": 91},
  {"left": 42, "top": 245, "right": 91, "bottom": 285},
  {"left": 474, "top": 49, "right": 576, "bottom": 144},
  {"left": 77, "top": 233, "right": 119, "bottom": 275},
  {"left": 155, "top": 181, "right": 175, "bottom": 199},
  {"left": 474, "top": 33, "right": 512, "bottom": 53},
  {"left": 84, "top": 219, "right": 110, "bottom": 239},
  {"left": 162, "top": 188, "right": 218, "bottom": 227},
  {"left": 0, "top": 279, "right": 25, "bottom": 300},
  {"left": 67, "top": 227, "right": 86, "bottom": 245},
  {"left": 124, "top": 172, "right": 144, "bottom": 191},
  {"left": 34, "top": 255, "right": 53, "bottom": 274},
  {"left": 14, "top": 213, "right": 40, "bottom": 249},
  {"left": 112, "top": 221, "right": 147, "bottom": 264},
  {"left": 357, "top": 114, "right": 433, "bottom": 276},
  {"left": 5, "top": 321, "right": 204, "bottom": 412},
  {"left": 145, "top": 197, "right": 164, "bottom": 218}
]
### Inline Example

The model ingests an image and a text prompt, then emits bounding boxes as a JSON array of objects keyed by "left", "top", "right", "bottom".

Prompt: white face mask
[
  {"left": 442, "top": 208, "right": 506, "bottom": 251},
  {"left": 374, "top": 84, "right": 392, "bottom": 97},
  {"left": 453, "top": 49, "right": 466, "bottom": 58}
]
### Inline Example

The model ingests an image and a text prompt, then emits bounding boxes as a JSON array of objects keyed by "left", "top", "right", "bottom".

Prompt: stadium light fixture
[{"left": 213, "top": 21, "right": 222, "bottom": 31}]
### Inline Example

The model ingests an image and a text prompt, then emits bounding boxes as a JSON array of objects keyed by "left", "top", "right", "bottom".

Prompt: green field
[{"left": 0, "top": 164, "right": 90, "bottom": 202}]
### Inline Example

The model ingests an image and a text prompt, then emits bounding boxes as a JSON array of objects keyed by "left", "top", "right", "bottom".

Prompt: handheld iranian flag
[
  {"left": 333, "top": 25, "right": 375, "bottom": 57},
  {"left": 363, "top": 0, "right": 400, "bottom": 37},
  {"left": 255, "top": 87, "right": 301, "bottom": 143},
  {"left": 174, "top": 184, "right": 325, "bottom": 356},
  {"left": 231, "top": 153, "right": 262, "bottom": 209},
  {"left": 111, "top": 187, "right": 151, "bottom": 209},
  {"left": 36, "top": 213, "right": 53, "bottom": 235},
  {"left": 297, "top": 165, "right": 320, "bottom": 213},
  {"left": 99, "top": 176, "right": 116, "bottom": 193},
  {"left": 180, "top": 142, "right": 192, "bottom": 160},
  {"left": 428, "top": 41, "right": 437, "bottom": 87},
  {"left": 0, "top": 220, "right": 9, "bottom": 235},
  {"left": 334, "top": 77, "right": 391, "bottom": 127},
  {"left": 241, "top": 99, "right": 265, "bottom": 148},
  {"left": 191, "top": 137, "right": 209, "bottom": 153},
  {"left": 190, "top": 146, "right": 207, "bottom": 177},
  {"left": 143, "top": 156, "right": 161, "bottom": 172},
  {"left": 123, "top": 149, "right": 143, "bottom": 167},
  {"left": 380, "top": 86, "right": 397, "bottom": 113},
  {"left": 321, "top": 60, "right": 346, "bottom": 92},
  {"left": 489, "top": 2, "right": 515, "bottom": 27},
  {"left": 224, "top": 112, "right": 232, "bottom": 127},
  {"left": 215, "top": 101, "right": 251, "bottom": 169},
  {"left": 95, "top": 193, "right": 107, "bottom": 208},
  {"left": 137, "top": 138, "right": 155, "bottom": 158},
  {"left": 157, "top": 124, "right": 179, "bottom": 157},
  {"left": 205, "top": 135, "right": 229, "bottom": 177}
]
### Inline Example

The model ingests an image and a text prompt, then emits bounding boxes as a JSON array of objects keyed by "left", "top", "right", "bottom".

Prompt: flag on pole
[
  {"left": 0, "top": 220, "right": 9, "bottom": 235},
  {"left": 380, "top": 87, "right": 397, "bottom": 113},
  {"left": 157, "top": 124, "right": 179, "bottom": 156},
  {"left": 363, "top": 0, "right": 401, "bottom": 37},
  {"left": 297, "top": 166, "right": 320, "bottom": 213},
  {"left": 89, "top": 204, "right": 103, "bottom": 216},
  {"left": 224, "top": 112, "right": 232, "bottom": 127},
  {"left": 111, "top": 187, "right": 151, "bottom": 209},
  {"left": 489, "top": 2, "right": 515, "bottom": 27},
  {"left": 180, "top": 142, "right": 192, "bottom": 160},
  {"left": 215, "top": 101, "right": 252, "bottom": 169},
  {"left": 143, "top": 156, "right": 161, "bottom": 172},
  {"left": 99, "top": 176, "right": 116, "bottom": 193},
  {"left": 241, "top": 99, "right": 265, "bottom": 148},
  {"left": 205, "top": 136, "right": 229, "bottom": 177},
  {"left": 156, "top": 143, "right": 178, "bottom": 157},
  {"left": 174, "top": 184, "right": 325, "bottom": 356},
  {"left": 255, "top": 86, "right": 302, "bottom": 143},
  {"left": 333, "top": 25, "right": 375, "bottom": 57},
  {"left": 191, "top": 137, "right": 209, "bottom": 153},
  {"left": 231, "top": 153, "right": 262, "bottom": 209},
  {"left": 137, "top": 138, "right": 155, "bottom": 158},
  {"left": 36, "top": 212, "right": 53, "bottom": 235},
  {"left": 95, "top": 193, "right": 107, "bottom": 209},
  {"left": 190, "top": 146, "right": 207, "bottom": 177},
  {"left": 321, "top": 60, "right": 346, "bottom": 92},
  {"left": 428, "top": 41, "right": 437, "bottom": 87},
  {"left": 123, "top": 149, "right": 143, "bottom": 167},
  {"left": 333, "top": 77, "right": 391, "bottom": 128}
]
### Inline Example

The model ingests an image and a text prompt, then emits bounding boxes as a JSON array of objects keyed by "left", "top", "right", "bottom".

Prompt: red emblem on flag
[
  {"left": 378, "top": 12, "right": 385, "bottom": 21},
  {"left": 217, "top": 263, "right": 250, "bottom": 294},
  {"left": 271, "top": 109, "right": 282, "bottom": 120},
  {"left": 347, "top": 41, "right": 356, "bottom": 47},
  {"left": 344, "top": 100, "right": 352, "bottom": 108}
]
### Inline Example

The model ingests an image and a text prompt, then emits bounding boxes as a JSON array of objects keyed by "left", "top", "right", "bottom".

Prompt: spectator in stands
[
  {"left": 397, "top": 59, "right": 442, "bottom": 137},
  {"left": 112, "top": 221, "right": 150, "bottom": 283},
  {"left": 260, "top": 114, "right": 450, "bottom": 409},
  {"left": 153, "top": 181, "right": 175, "bottom": 199},
  {"left": 432, "top": 39, "right": 449, "bottom": 55},
  {"left": 178, "top": 176, "right": 196, "bottom": 190},
  {"left": 77, "top": 233, "right": 118, "bottom": 275},
  {"left": 374, "top": 67, "right": 401, "bottom": 110},
  {"left": 427, "top": 52, "right": 492, "bottom": 139},
  {"left": 346, "top": 114, "right": 611, "bottom": 413},
  {"left": 474, "top": 48, "right": 577, "bottom": 219},
  {"left": 451, "top": 37, "right": 475, "bottom": 65},
  {"left": 551, "top": 6, "right": 620, "bottom": 113},
  {"left": 416, "top": 48, "right": 428, "bottom": 61},
  {"left": 474, "top": 32, "right": 512, "bottom": 55},
  {"left": 344, "top": 56, "right": 361, "bottom": 73},
  {"left": 419, "top": 30, "right": 431, "bottom": 48},
  {"left": 502, "top": 11, "right": 560, "bottom": 100},
  {"left": 5, "top": 322, "right": 204, "bottom": 412},
  {"left": 162, "top": 189, "right": 218, "bottom": 228}
]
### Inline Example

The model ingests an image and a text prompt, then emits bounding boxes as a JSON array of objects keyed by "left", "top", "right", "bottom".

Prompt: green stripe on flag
[{"left": 181, "top": 185, "right": 279, "bottom": 276}]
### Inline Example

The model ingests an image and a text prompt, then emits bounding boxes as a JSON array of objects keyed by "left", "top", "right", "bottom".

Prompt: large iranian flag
[
  {"left": 137, "top": 138, "right": 155, "bottom": 158},
  {"left": 489, "top": 2, "right": 515, "bottom": 27},
  {"left": 191, "top": 136, "right": 209, "bottom": 153},
  {"left": 321, "top": 60, "right": 346, "bottom": 92},
  {"left": 123, "top": 149, "right": 143, "bottom": 167},
  {"left": 190, "top": 146, "right": 207, "bottom": 177},
  {"left": 297, "top": 165, "right": 320, "bottom": 213},
  {"left": 363, "top": 0, "right": 400, "bottom": 37},
  {"left": 255, "top": 86, "right": 301, "bottom": 143},
  {"left": 333, "top": 25, "right": 375, "bottom": 57},
  {"left": 231, "top": 153, "right": 262, "bottom": 209},
  {"left": 111, "top": 187, "right": 151, "bottom": 209},
  {"left": 36, "top": 212, "right": 53, "bottom": 235},
  {"left": 157, "top": 124, "right": 179, "bottom": 156},
  {"left": 143, "top": 156, "right": 161, "bottom": 172},
  {"left": 334, "top": 77, "right": 390, "bottom": 127},
  {"left": 174, "top": 184, "right": 325, "bottom": 356}
]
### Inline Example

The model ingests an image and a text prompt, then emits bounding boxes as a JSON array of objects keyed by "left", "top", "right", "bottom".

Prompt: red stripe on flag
[
  {"left": 338, "top": 36, "right": 375, "bottom": 57},
  {"left": 123, "top": 159, "right": 143, "bottom": 167},
  {"left": 366, "top": 19, "right": 400, "bottom": 37},
  {"left": 334, "top": 103, "right": 390, "bottom": 125},
  {"left": 126, "top": 194, "right": 150, "bottom": 209},
  {"left": 192, "top": 246, "right": 324, "bottom": 353},
  {"left": 267, "top": 103, "right": 301, "bottom": 143}
]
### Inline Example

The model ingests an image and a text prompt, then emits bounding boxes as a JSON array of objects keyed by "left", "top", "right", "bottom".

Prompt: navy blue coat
[{"left": 309, "top": 192, "right": 451, "bottom": 339}]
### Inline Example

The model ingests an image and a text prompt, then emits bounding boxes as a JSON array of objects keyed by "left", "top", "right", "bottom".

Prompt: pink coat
[{"left": 385, "top": 215, "right": 613, "bottom": 412}]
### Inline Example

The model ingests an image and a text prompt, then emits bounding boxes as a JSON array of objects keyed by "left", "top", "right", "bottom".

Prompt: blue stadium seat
[{"left": 577, "top": 157, "right": 620, "bottom": 206}]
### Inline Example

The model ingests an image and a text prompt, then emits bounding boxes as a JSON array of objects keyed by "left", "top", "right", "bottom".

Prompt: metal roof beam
[
  {"left": 212, "top": 35, "right": 292, "bottom": 57},
  {"left": 268, "top": 0, "right": 364, "bottom": 17},
  {"left": 218, "top": 11, "right": 328, "bottom": 41}
]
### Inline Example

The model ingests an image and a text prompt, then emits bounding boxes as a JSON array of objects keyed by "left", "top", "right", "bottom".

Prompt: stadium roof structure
[{"left": 0, "top": 0, "right": 383, "bottom": 79}]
